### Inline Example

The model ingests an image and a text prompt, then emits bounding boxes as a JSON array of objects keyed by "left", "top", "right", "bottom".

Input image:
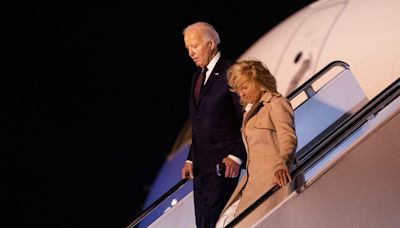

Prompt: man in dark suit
[{"left": 181, "top": 22, "right": 247, "bottom": 228}]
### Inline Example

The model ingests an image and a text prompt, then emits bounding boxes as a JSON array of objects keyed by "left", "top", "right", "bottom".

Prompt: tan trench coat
[{"left": 219, "top": 92, "right": 297, "bottom": 227}]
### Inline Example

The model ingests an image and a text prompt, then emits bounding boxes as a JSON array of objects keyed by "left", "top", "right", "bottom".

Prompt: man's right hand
[{"left": 181, "top": 162, "right": 194, "bottom": 179}]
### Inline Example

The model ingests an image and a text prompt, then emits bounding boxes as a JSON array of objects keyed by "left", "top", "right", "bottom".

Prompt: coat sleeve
[{"left": 270, "top": 97, "right": 297, "bottom": 171}]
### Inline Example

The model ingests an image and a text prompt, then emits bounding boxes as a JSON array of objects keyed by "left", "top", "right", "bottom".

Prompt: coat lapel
[
  {"left": 243, "top": 102, "right": 263, "bottom": 125},
  {"left": 243, "top": 92, "right": 279, "bottom": 125}
]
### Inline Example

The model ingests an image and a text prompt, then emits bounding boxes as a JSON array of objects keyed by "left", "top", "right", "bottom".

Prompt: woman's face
[{"left": 237, "top": 79, "right": 263, "bottom": 104}]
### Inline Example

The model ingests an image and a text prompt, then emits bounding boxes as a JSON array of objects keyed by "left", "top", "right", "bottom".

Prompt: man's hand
[
  {"left": 222, "top": 157, "right": 240, "bottom": 178},
  {"left": 181, "top": 162, "right": 194, "bottom": 179}
]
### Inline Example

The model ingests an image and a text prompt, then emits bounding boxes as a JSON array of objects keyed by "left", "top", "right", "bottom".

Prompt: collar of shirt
[
  {"left": 203, "top": 52, "right": 221, "bottom": 84},
  {"left": 245, "top": 103, "right": 254, "bottom": 112}
]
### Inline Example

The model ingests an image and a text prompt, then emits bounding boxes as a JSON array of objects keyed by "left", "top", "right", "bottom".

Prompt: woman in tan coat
[{"left": 216, "top": 59, "right": 298, "bottom": 228}]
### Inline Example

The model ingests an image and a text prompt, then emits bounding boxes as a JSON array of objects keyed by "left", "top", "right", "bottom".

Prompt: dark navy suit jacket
[{"left": 187, "top": 57, "right": 247, "bottom": 173}]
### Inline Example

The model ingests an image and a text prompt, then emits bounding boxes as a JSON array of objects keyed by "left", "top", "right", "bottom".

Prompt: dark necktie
[{"left": 194, "top": 67, "right": 207, "bottom": 103}]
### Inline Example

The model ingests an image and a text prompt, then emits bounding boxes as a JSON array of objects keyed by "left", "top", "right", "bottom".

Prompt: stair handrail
[{"left": 126, "top": 177, "right": 190, "bottom": 228}]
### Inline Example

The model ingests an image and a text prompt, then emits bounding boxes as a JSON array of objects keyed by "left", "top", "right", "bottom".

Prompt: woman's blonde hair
[{"left": 227, "top": 59, "right": 277, "bottom": 105}]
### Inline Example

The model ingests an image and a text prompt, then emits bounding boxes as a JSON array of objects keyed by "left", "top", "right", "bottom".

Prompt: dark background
[{"left": 7, "top": 1, "right": 314, "bottom": 227}]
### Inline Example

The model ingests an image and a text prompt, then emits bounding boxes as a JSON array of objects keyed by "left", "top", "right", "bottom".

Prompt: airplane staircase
[{"left": 126, "top": 61, "right": 400, "bottom": 228}]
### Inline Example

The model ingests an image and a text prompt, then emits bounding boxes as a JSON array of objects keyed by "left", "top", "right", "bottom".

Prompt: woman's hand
[{"left": 273, "top": 165, "right": 291, "bottom": 187}]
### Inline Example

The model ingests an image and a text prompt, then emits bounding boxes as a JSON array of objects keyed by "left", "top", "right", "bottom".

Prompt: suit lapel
[
  {"left": 199, "top": 70, "right": 219, "bottom": 98},
  {"left": 195, "top": 58, "right": 226, "bottom": 105}
]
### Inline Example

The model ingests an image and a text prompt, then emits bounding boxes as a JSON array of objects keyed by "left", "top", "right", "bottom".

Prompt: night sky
[{"left": 8, "top": 1, "right": 314, "bottom": 227}]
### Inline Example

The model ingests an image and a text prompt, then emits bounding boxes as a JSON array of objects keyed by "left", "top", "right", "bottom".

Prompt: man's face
[{"left": 184, "top": 30, "right": 212, "bottom": 68}]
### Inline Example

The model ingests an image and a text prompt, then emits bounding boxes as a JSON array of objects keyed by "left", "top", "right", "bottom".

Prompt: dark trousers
[{"left": 193, "top": 171, "right": 239, "bottom": 228}]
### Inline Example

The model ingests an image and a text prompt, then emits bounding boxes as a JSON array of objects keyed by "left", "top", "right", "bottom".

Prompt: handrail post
[{"left": 304, "top": 86, "right": 316, "bottom": 98}]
